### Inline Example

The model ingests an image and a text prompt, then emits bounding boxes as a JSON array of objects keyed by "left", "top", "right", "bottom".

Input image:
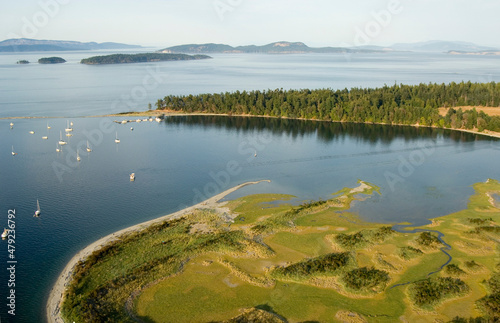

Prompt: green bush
[
  {"left": 409, "top": 277, "right": 469, "bottom": 308},
  {"left": 476, "top": 293, "right": 500, "bottom": 319},
  {"left": 415, "top": 232, "right": 442, "bottom": 248},
  {"left": 335, "top": 231, "right": 368, "bottom": 250},
  {"left": 272, "top": 252, "right": 351, "bottom": 279},
  {"left": 398, "top": 246, "right": 423, "bottom": 260},
  {"left": 445, "top": 264, "right": 466, "bottom": 276},
  {"left": 342, "top": 267, "right": 389, "bottom": 292}
]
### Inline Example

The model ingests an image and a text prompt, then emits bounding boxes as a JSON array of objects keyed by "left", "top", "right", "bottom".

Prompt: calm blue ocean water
[
  {"left": 0, "top": 51, "right": 499, "bottom": 322},
  {"left": 1, "top": 50, "right": 500, "bottom": 118}
]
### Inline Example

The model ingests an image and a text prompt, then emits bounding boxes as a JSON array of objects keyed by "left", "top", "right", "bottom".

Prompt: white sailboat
[
  {"left": 130, "top": 173, "right": 135, "bottom": 181},
  {"left": 47, "top": 122, "right": 51, "bottom": 129},
  {"left": 1, "top": 228, "right": 8, "bottom": 239},
  {"left": 86, "top": 140, "right": 92, "bottom": 152},
  {"left": 9, "top": 122, "right": 13, "bottom": 128},
  {"left": 29, "top": 130, "right": 35, "bottom": 134},
  {"left": 76, "top": 150, "right": 81, "bottom": 162},
  {"left": 58, "top": 131, "right": 67, "bottom": 145},
  {"left": 65, "top": 120, "right": 73, "bottom": 132},
  {"left": 56, "top": 143, "right": 61, "bottom": 152},
  {"left": 11, "top": 145, "right": 17, "bottom": 156},
  {"left": 34, "top": 199, "right": 41, "bottom": 217},
  {"left": 42, "top": 135, "right": 48, "bottom": 140},
  {"left": 115, "top": 132, "right": 120, "bottom": 143}
]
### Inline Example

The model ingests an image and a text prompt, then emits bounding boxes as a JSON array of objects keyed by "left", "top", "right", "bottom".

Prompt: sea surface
[
  {"left": 1, "top": 49, "right": 500, "bottom": 118},
  {"left": 0, "top": 50, "right": 499, "bottom": 322}
]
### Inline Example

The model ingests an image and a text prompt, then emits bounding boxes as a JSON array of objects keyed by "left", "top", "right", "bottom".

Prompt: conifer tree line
[{"left": 155, "top": 82, "right": 500, "bottom": 132}]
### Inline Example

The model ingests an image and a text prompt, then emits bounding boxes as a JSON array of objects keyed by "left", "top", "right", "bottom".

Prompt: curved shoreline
[
  {"left": 2, "top": 111, "right": 500, "bottom": 140},
  {"left": 46, "top": 180, "right": 270, "bottom": 323}
]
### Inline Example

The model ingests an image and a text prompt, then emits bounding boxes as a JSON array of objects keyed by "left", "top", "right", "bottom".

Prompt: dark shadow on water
[{"left": 164, "top": 115, "right": 496, "bottom": 145}]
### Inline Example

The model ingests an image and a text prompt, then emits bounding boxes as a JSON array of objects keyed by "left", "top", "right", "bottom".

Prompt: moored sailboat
[
  {"left": 58, "top": 131, "right": 67, "bottom": 145},
  {"left": 65, "top": 120, "right": 73, "bottom": 132}
]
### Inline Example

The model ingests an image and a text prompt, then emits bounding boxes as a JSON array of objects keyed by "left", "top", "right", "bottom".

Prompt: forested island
[
  {"left": 38, "top": 57, "right": 66, "bottom": 64},
  {"left": 154, "top": 82, "right": 500, "bottom": 134},
  {"left": 80, "top": 53, "right": 211, "bottom": 65},
  {"left": 16, "top": 60, "right": 29, "bottom": 64}
]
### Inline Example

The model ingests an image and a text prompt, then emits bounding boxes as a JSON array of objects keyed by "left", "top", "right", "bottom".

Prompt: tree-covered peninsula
[
  {"left": 155, "top": 82, "right": 500, "bottom": 134},
  {"left": 80, "top": 52, "right": 211, "bottom": 65},
  {"left": 38, "top": 56, "right": 66, "bottom": 64}
]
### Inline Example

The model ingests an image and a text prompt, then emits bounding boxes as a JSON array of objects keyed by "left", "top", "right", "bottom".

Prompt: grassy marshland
[{"left": 61, "top": 179, "right": 500, "bottom": 322}]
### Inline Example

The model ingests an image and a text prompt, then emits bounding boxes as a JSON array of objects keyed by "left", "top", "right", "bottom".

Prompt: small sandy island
[{"left": 46, "top": 180, "right": 270, "bottom": 323}]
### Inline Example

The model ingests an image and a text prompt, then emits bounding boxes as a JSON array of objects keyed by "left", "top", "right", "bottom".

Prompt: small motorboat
[{"left": 34, "top": 199, "right": 41, "bottom": 217}]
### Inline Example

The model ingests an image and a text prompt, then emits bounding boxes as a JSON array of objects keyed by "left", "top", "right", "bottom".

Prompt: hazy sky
[{"left": 1, "top": 0, "right": 499, "bottom": 48}]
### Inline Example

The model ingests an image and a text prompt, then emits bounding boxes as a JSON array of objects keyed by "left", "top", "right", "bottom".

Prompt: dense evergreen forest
[
  {"left": 80, "top": 53, "right": 210, "bottom": 65},
  {"left": 155, "top": 82, "right": 500, "bottom": 133},
  {"left": 38, "top": 56, "right": 66, "bottom": 64}
]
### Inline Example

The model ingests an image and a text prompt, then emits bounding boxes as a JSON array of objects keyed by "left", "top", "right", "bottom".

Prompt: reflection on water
[{"left": 165, "top": 115, "right": 495, "bottom": 145}]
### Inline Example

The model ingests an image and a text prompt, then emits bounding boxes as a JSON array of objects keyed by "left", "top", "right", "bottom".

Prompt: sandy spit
[{"left": 46, "top": 180, "right": 270, "bottom": 323}]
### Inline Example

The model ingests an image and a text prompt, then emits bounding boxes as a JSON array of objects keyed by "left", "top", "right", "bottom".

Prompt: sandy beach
[{"left": 46, "top": 180, "right": 270, "bottom": 323}]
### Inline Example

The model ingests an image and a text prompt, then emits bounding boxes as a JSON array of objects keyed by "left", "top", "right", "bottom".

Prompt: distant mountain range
[
  {"left": 2, "top": 38, "right": 497, "bottom": 55},
  {"left": 0, "top": 38, "right": 142, "bottom": 52},
  {"left": 159, "top": 42, "right": 384, "bottom": 54},
  {"left": 161, "top": 40, "right": 499, "bottom": 54},
  {"left": 390, "top": 40, "right": 498, "bottom": 53}
]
